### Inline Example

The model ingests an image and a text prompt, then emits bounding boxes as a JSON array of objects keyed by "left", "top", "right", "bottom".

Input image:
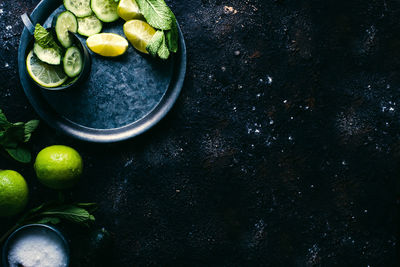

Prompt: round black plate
[{"left": 18, "top": 0, "right": 186, "bottom": 143}]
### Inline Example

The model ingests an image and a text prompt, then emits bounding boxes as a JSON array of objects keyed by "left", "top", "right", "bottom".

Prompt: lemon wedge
[
  {"left": 123, "top": 20, "right": 156, "bottom": 54},
  {"left": 86, "top": 33, "right": 129, "bottom": 57},
  {"left": 117, "top": 0, "right": 143, "bottom": 21}
]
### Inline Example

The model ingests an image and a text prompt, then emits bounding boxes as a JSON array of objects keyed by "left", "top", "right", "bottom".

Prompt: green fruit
[
  {"left": 34, "top": 145, "right": 83, "bottom": 190},
  {"left": 0, "top": 170, "right": 29, "bottom": 217}
]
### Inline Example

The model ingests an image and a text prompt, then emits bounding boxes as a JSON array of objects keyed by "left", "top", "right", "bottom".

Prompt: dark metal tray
[{"left": 18, "top": 0, "right": 186, "bottom": 143}]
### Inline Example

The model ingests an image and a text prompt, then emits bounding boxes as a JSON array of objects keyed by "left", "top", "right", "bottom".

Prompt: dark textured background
[{"left": 1, "top": 0, "right": 400, "bottom": 266}]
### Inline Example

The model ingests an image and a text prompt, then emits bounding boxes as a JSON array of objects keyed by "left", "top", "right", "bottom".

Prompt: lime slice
[
  {"left": 26, "top": 50, "right": 68, "bottom": 88},
  {"left": 86, "top": 33, "right": 129, "bottom": 57},
  {"left": 123, "top": 20, "right": 156, "bottom": 54},
  {"left": 117, "top": 0, "right": 143, "bottom": 21}
]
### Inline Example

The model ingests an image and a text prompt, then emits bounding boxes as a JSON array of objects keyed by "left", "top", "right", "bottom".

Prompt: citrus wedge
[
  {"left": 117, "top": 0, "right": 143, "bottom": 21},
  {"left": 86, "top": 33, "right": 129, "bottom": 57},
  {"left": 123, "top": 20, "right": 156, "bottom": 54},
  {"left": 26, "top": 50, "right": 68, "bottom": 88}
]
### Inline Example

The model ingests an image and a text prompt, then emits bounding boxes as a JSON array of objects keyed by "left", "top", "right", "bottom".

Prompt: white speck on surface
[
  {"left": 283, "top": 99, "right": 287, "bottom": 104},
  {"left": 234, "top": 50, "right": 240, "bottom": 56},
  {"left": 7, "top": 229, "right": 68, "bottom": 267},
  {"left": 124, "top": 158, "right": 134, "bottom": 167},
  {"left": 307, "top": 244, "right": 320, "bottom": 265},
  {"left": 221, "top": 66, "right": 226, "bottom": 72},
  {"left": 266, "top": 75, "right": 273, "bottom": 85},
  {"left": 0, "top": 9, "right": 3, "bottom": 15},
  {"left": 269, "top": 119, "right": 274, "bottom": 125},
  {"left": 4, "top": 62, "right": 9, "bottom": 68},
  {"left": 342, "top": 160, "right": 347, "bottom": 165},
  {"left": 252, "top": 106, "right": 256, "bottom": 111},
  {"left": 6, "top": 25, "right": 12, "bottom": 31},
  {"left": 233, "top": 106, "right": 237, "bottom": 112},
  {"left": 254, "top": 129, "right": 260, "bottom": 134},
  {"left": 288, "top": 136, "right": 293, "bottom": 141}
]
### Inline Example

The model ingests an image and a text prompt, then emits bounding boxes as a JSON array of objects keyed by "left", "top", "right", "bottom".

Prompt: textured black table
[{"left": 1, "top": 0, "right": 399, "bottom": 266}]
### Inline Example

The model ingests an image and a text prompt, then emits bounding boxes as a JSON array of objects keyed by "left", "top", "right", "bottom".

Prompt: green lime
[
  {"left": 0, "top": 170, "right": 29, "bottom": 217},
  {"left": 86, "top": 33, "right": 129, "bottom": 57},
  {"left": 34, "top": 145, "right": 83, "bottom": 190},
  {"left": 26, "top": 50, "right": 68, "bottom": 88},
  {"left": 117, "top": 0, "right": 143, "bottom": 21},
  {"left": 123, "top": 20, "right": 156, "bottom": 54}
]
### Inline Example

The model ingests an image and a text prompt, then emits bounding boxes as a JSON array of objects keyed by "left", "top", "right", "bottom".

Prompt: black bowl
[
  {"left": 22, "top": 13, "right": 91, "bottom": 91},
  {"left": 2, "top": 224, "right": 70, "bottom": 267}
]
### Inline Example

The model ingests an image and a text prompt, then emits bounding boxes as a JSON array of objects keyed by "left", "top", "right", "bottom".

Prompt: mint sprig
[
  {"left": 0, "top": 109, "right": 39, "bottom": 163},
  {"left": 0, "top": 202, "right": 97, "bottom": 245},
  {"left": 34, "top": 24, "right": 62, "bottom": 53},
  {"left": 137, "top": 0, "right": 179, "bottom": 59}
]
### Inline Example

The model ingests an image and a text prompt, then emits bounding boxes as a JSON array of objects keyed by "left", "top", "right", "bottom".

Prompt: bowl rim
[{"left": 1, "top": 223, "right": 70, "bottom": 267}]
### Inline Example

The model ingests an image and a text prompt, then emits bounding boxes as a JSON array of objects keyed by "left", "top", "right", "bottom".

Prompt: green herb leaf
[
  {"left": 157, "top": 34, "right": 170, "bottom": 60},
  {"left": 0, "top": 110, "right": 11, "bottom": 128},
  {"left": 5, "top": 146, "right": 31, "bottom": 163},
  {"left": 40, "top": 205, "right": 95, "bottom": 225},
  {"left": 146, "top": 30, "right": 164, "bottom": 56},
  {"left": 135, "top": 0, "right": 173, "bottom": 30},
  {"left": 34, "top": 24, "right": 62, "bottom": 53},
  {"left": 3, "top": 126, "right": 25, "bottom": 146},
  {"left": 0, "top": 109, "right": 39, "bottom": 163},
  {"left": 166, "top": 15, "right": 178, "bottom": 53},
  {"left": 76, "top": 203, "right": 98, "bottom": 208},
  {"left": 34, "top": 24, "right": 54, "bottom": 48},
  {"left": 24, "top": 120, "right": 39, "bottom": 142},
  {"left": 34, "top": 217, "right": 61, "bottom": 224}
]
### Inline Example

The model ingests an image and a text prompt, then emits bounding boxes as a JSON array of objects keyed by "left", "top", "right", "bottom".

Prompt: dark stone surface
[{"left": 0, "top": 0, "right": 399, "bottom": 266}]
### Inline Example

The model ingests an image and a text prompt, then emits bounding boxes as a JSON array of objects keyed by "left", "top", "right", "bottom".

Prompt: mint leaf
[
  {"left": 157, "top": 34, "right": 170, "bottom": 60},
  {"left": 41, "top": 205, "right": 95, "bottom": 225},
  {"left": 166, "top": 15, "right": 178, "bottom": 53},
  {"left": 2, "top": 126, "right": 25, "bottom": 147},
  {"left": 0, "top": 110, "right": 11, "bottom": 128},
  {"left": 0, "top": 109, "right": 39, "bottom": 163},
  {"left": 146, "top": 30, "right": 164, "bottom": 56},
  {"left": 34, "top": 217, "right": 61, "bottom": 224},
  {"left": 136, "top": 0, "right": 173, "bottom": 30},
  {"left": 34, "top": 24, "right": 62, "bottom": 53},
  {"left": 34, "top": 24, "right": 54, "bottom": 48},
  {"left": 5, "top": 146, "right": 31, "bottom": 163},
  {"left": 24, "top": 120, "right": 39, "bottom": 142}
]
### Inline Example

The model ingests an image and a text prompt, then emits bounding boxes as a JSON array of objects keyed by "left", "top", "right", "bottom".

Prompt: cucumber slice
[
  {"left": 33, "top": 42, "right": 62, "bottom": 65},
  {"left": 55, "top": 11, "right": 78, "bottom": 48},
  {"left": 63, "top": 46, "right": 83, "bottom": 78},
  {"left": 91, "top": 0, "right": 119, "bottom": 23},
  {"left": 77, "top": 15, "right": 103, "bottom": 37},
  {"left": 63, "top": 0, "right": 92, "bottom": 18}
]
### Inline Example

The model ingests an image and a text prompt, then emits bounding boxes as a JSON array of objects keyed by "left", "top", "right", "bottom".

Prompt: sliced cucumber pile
[
  {"left": 78, "top": 15, "right": 103, "bottom": 37},
  {"left": 33, "top": 42, "right": 62, "bottom": 65},
  {"left": 55, "top": 11, "right": 78, "bottom": 48},
  {"left": 91, "top": 0, "right": 119, "bottom": 23},
  {"left": 63, "top": 0, "right": 92, "bottom": 17},
  {"left": 63, "top": 46, "right": 83, "bottom": 78}
]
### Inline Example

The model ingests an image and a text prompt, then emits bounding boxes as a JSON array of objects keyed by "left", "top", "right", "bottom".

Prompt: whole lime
[
  {"left": 34, "top": 145, "right": 83, "bottom": 190},
  {"left": 0, "top": 170, "right": 29, "bottom": 217}
]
